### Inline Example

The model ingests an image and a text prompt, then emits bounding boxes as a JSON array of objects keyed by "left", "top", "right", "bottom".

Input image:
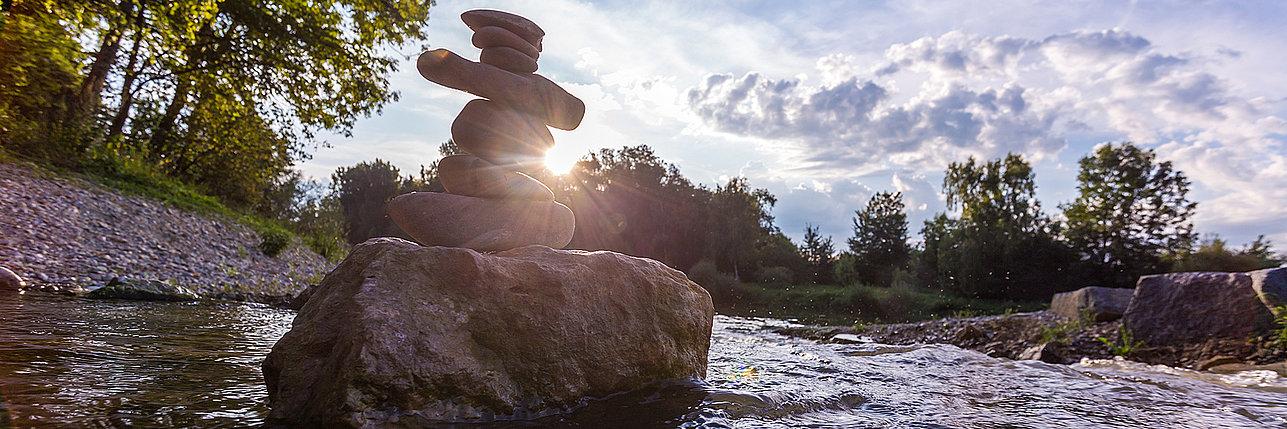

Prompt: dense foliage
[
  {"left": 848, "top": 192, "right": 909, "bottom": 288},
  {"left": 1062, "top": 143, "right": 1198, "bottom": 288}
]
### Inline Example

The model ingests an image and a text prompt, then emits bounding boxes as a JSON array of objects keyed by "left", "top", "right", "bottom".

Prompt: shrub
[
  {"left": 833, "top": 252, "right": 860, "bottom": 286},
  {"left": 687, "top": 260, "right": 744, "bottom": 306},
  {"left": 754, "top": 266, "right": 794, "bottom": 287},
  {"left": 259, "top": 227, "right": 290, "bottom": 257}
]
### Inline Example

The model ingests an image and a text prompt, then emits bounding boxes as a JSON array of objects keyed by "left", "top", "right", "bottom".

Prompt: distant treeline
[{"left": 332, "top": 141, "right": 1282, "bottom": 302}]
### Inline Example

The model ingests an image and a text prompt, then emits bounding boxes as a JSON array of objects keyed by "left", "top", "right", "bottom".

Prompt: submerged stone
[
  {"left": 86, "top": 278, "right": 199, "bottom": 301},
  {"left": 1, "top": 266, "right": 24, "bottom": 291},
  {"left": 262, "top": 238, "right": 714, "bottom": 426}
]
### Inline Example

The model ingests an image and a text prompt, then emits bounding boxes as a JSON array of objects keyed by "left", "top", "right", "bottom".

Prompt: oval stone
[
  {"left": 461, "top": 9, "right": 544, "bottom": 51},
  {"left": 472, "top": 26, "right": 539, "bottom": 60},
  {"left": 418, "top": 49, "right": 585, "bottom": 130},
  {"left": 451, "top": 99, "right": 554, "bottom": 170},
  {"left": 387, "top": 192, "right": 575, "bottom": 251},
  {"left": 437, "top": 154, "right": 554, "bottom": 201},
  {"left": 480, "top": 46, "right": 538, "bottom": 74}
]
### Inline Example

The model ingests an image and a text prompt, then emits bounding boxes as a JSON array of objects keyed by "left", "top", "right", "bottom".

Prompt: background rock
[
  {"left": 1, "top": 266, "right": 24, "bottom": 291},
  {"left": 263, "top": 238, "right": 714, "bottom": 426},
  {"left": 1250, "top": 267, "right": 1287, "bottom": 315},
  {"left": 1124, "top": 272, "right": 1276, "bottom": 344},
  {"left": 1050, "top": 286, "right": 1134, "bottom": 322}
]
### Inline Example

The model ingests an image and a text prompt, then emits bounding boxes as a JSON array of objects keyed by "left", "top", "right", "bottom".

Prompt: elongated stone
[
  {"left": 461, "top": 9, "right": 544, "bottom": 51},
  {"left": 387, "top": 192, "right": 575, "bottom": 251},
  {"left": 451, "top": 99, "right": 554, "bottom": 170},
  {"left": 480, "top": 46, "right": 538, "bottom": 74},
  {"left": 418, "top": 49, "right": 585, "bottom": 130},
  {"left": 472, "top": 26, "right": 539, "bottom": 60},
  {"left": 438, "top": 154, "right": 554, "bottom": 201}
]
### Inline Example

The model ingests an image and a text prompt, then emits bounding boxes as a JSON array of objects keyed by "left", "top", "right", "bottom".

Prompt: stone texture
[
  {"left": 1123, "top": 272, "right": 1277, "bottom": 345},
  {"left": 452, "top": 99, "right": 555, "bottom": 169},
  {"left": 0, "top": 162, "right": 330, "bottom": 303},
  {"left": 1250, "top": 267, "right": 1287, "bottom": 315},
  {"left": 472, "top": 26, "right": 539, "bottom": 60},
  {"left": 417, "top": 49, "right": 585, "bottom": 130},
  {"left": 1, "top": 266, "right": 24, "bottom": 291},
  {"left": 86, "top": 278, "right": 200, "bottom": 301},
  {"left": 461, "top": 9, "right": 544, "bottom": 50},
  {"left": 480, "top": 46, "right": 539, "bottom": 74},
  {"left": 1050, "top": 286, "right": 1134, "bottom": 322},
  {"left": 437, "top": 154, "right": 554, "bottom": 201},
  {"left": 387, "top": 192, "right": 574, "bottom": 251},
  {"left": 262, "top": 238, "right": 714, "bottom": 426}
]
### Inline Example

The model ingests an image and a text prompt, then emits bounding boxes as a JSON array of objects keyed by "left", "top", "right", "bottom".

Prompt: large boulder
[
  {"left": 1123, "top": 272, "right": 1276, "bottom": 345},
  {"left": 263, "top": 238, "right": 714, "bottom": 426},
  {"left": 1050, "top": 286, "right": 1134, "bottom": 322},
  {"left": 1250, "top": 267, "right": 1287, "bottom": 315}
]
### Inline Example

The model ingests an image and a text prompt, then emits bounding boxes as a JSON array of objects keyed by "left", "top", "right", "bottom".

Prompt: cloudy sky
[{"left": 301, "top": 0, "right": 1287, "bottom": 250}]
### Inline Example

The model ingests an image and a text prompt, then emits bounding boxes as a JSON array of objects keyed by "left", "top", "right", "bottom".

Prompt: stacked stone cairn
[{"left": 388, "top": 9, "right": 585, "bottom": 252}]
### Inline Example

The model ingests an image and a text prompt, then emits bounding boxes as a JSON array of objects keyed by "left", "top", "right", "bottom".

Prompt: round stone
[
  {"left": 451, "top": 99, "right": 554, "bottom": 170},
  {"left": 461, "top": 9, "right": 544, "bottom": 51},
  {"left": 1, "top": 266, "right": 25, "bottom": 291},
  {"left": 437, "top": 154, "right": 554, "bottom": 201},
  {"left": 472, "top": 26, "right": 539, "bottom": 60},
  {"left": 387, "top": 192, "right": 575, "bottom": 251},
  {"left": 480, "top": 46, "right": 538, "bottom": 74}
]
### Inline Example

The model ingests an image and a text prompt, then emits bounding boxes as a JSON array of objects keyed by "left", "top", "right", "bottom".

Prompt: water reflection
[
  {"left": 0, "top": 292, "right": 292, "bottom": 427},
  {"left": 3, "top": 293, "right": 1287, "bottom": 428}
]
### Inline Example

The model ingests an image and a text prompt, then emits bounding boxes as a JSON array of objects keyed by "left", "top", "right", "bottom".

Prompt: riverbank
[
  {"left": 773, "top": 310, "right": 1287, "bottom": 373},
  {"left": 0, "top": 161, "right": 333, "bottom": 305}
]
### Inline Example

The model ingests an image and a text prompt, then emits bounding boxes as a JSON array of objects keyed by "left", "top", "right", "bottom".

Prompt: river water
[{"left": 3, "top": 292, "right": 1286, "bottom": 428}]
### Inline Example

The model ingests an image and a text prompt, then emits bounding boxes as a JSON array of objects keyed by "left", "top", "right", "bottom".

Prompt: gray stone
[
  {"left": 1, "top": 266, "right": 25, "bottom": 291},
  {"left": 262, "top": 238, "right": 714, "bottom": 426},
  {"left": 1123, "top": 272, "right": 1276, "bottom": 345},
  {"left": 1250, "top": 267, "right": 1287, "bottom": 315},
  {"left": 1050, "top": 286, "right": 1134, "bottom": 322},
  {"left": 437, "top": 154, "right": 555, "bottom": 201},
  {"left": 417, "top": 49, "right": 585, "bottom": 130},
  {"left": 472, "top": 26, "right": 539, "bottom": 60},
  {"left": 460, "top": 9, "right": 544, "bottom": 50},
  {"left": 387, "top": 192, "right": 574, "bottom": 251},
  {"left": 86, "top": 278, "right": 199, "bottom": 301},
  {"left": 480, "top": 46, "right": 538, "bottom": 74}
]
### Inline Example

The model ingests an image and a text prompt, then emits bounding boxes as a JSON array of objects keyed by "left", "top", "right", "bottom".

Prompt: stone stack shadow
[{"left": 388, "top": 9, "right": 585, "bottom": 252}]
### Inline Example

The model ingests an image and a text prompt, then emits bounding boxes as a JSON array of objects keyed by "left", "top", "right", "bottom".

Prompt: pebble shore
[{"left": 0, "top": 162, "right": 334, "bottom": 305}]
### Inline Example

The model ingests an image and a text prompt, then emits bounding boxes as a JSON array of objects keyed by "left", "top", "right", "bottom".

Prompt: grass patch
[{"left": 712, "top": 281, "right": 1041, "bottom": 326}]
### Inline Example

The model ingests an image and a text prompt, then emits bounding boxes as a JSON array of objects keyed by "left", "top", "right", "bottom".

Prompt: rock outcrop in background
[
  {"left": 1125, "top": 270, "right": 1280, "bottom": 344},
  {"left": 263, "top": 238, "right": 714, "bottom": 426}
]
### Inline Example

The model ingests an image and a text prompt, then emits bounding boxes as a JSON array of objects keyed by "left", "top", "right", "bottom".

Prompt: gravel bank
[{"left": 0, "top": 162, "right": 334, "bottom": 305}]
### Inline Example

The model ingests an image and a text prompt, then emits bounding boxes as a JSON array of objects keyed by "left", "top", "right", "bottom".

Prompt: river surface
[{"left": 3, "top": 292, "right": 1287, "bottom": 428}]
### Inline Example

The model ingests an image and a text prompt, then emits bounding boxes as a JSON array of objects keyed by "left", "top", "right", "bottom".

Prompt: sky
[{"left": 300, "top": 0, "right": 1287, "bottom": 251}]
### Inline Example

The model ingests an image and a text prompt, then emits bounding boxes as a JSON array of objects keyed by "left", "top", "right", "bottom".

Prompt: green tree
[
  {"left": 848, "top": 191, "right": 909, "bottom": 287},
  {"left": 924, "top": 154, "right": 1073, "bottom": 299},
  {"left": 706, "top": 176, "right": 777, "bottom": 279},
  {"left": 558, "top": 145, "right": 708, "bottom": 270},
  {"left": 800, "top": 224, "right": 836, "bottom": 284},
  {"left": 1062, "top": 142, "right": 1197, "bottom": 288},
  {"left": 1173, "top": 234, "right": 1283, "bottom": 273},
  {"left": 332, "top": 159, "right": 402, "bottom": 245}
]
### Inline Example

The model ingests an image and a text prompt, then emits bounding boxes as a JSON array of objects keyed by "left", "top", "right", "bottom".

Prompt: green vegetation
[
  {"left": 712, "top": 281, "right": 1037, "bottom": 325},
  {"left": 1039, "top": 311, "right": 1092, "bottom": 344},
  {"left": 1097, "top": 326, "right": 1144, "bottom": 356}
]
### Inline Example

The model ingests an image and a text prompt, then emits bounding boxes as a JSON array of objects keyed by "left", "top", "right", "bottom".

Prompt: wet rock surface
[
  {"left": 86, "top": 277, "right": 199, "bottom": 301},
  {"left": 263, "top": 238, "right": 714, "bottom": 426},
  {"left": 0, "top": 162, "right": 333, "bottom": 304}
]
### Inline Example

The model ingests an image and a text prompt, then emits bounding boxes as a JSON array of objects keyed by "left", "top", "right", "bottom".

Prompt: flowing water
[{"left": 3, "top": 292, "right": 1287, "bottom": 428}]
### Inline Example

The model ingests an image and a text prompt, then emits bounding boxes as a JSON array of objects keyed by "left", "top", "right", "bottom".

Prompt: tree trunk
[
  {"left": 147, "top": 20, "right": 214, "bottom": 161},
  {"left": 106, "top": 3, "right": 147, "bottom": 141},
  {"left": 75, "top": 0, "right": 133, "bottom": 118}
]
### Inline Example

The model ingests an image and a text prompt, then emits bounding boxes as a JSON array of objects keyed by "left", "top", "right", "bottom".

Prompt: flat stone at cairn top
[{"left": 461, "top": 9, "right": 544, "bottom": 50}]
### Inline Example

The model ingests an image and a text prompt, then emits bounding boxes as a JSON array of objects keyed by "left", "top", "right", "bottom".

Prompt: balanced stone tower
[{"left": 387, "top": 9, "right": 585, "bottom": 251}]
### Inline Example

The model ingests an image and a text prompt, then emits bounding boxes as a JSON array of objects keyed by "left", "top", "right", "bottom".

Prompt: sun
[{"left": 543, "top": 145, "right": 579, "bottom": 175}]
